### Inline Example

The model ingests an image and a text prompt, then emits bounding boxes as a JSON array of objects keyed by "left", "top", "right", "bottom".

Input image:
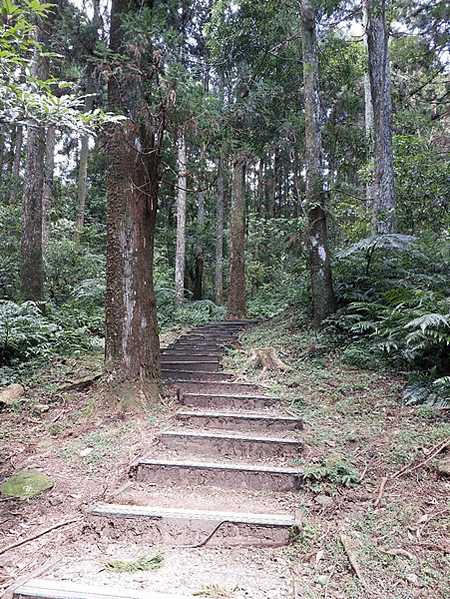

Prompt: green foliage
[
  {"left": 45, "top": 223, "right": 105, "bottom": 304},
  {"left": 300, "top": 455, "right": 361, "bottom": 490},
  {"left": 327, "top": 237, "right": 450, "bottom": 404},
  {"left": 0, "top": 204, "right": 21, "bottom": 300}
]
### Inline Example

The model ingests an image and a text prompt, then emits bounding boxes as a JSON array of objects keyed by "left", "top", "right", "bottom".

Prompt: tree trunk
[
  {"left": 366, "top": 0, "right": 396, "bottom": 235},
  {"left": 175, "top": 132, "right": 187, "bottom": 308},
  {"left": 21, "top": 125, "right": 45, "bottom": 305},
  {"left": 42, "top": 125, "right": 56, "bottom": 248},
  {"left": 363, "top": 2, "right": 374, "bottom": 210},
  {"left": 20, "top": 0, "right": 58, "bottom": 306},
  {"left": 226, "top": 152, "right": 248, "bottom": 320},
  {"left": 301, "top": 0, "right": 335, "bottom": 329},
  {"left": 0, "top": 128, "right": 5, "bottom": 190},
  {"left": 194, "top": 188, "right": 205, "bottom": 300},
  {"left": 9, "top": 126, "right": 23, "bottom": 205},
  {"left": 74, "top": 74, "right": 95, "bottom": 246},
  {"left": 104, "top": 0, "right": 161, "bottom": 405},
  {"left": 215, "top": 168, "right": 224, "bottom": 306}
]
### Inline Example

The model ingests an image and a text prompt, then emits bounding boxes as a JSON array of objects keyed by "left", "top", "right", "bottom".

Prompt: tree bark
[
  {"left": 301, "top": 0, "right": 335, "bottom": 329},
  {"left": 9, "top": 126, "right": 23, "bottom": 205},
  {"left": 226, "top": 152, "right": 248, "bottom": 320},
  {"left": 366, "top": 0, "right": 396, "bottom": 234},
  {"left": 20, "top": 0, "right": 58, "bottom": 305},
  {"left": 194, "top": 188, "right": 205, "bottom": 300},
  {"left": 104, "top": 0, "right": 161, "bottom": 403},
  {"left": 175, "top": 132, "right": 187, "bottom": 308},
  {"left": 42, "top": 125, "right": 56, "bottom": 248},
  {"left": 74, "top": 74, "right": 95, "bottom": 246},
  {"left": 215, "top": 167, "right": 224, "bottom": 306},
  {"left": 363, "top": 2, "right": 374, "bottom": 209}
]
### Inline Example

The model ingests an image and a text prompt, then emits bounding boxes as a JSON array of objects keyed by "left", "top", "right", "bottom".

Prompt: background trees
[{"left": 1, "top": 0, "right": 449, "bottom": 404}]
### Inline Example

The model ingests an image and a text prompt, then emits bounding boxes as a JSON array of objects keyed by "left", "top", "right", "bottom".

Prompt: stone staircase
[{"left": 9, "top": 320, "right": 304, "bottom": 599}]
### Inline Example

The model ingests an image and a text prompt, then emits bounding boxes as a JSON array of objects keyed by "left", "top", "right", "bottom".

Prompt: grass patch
[{"left": 104, "top": 550, "right": 164, "bottom": 573}]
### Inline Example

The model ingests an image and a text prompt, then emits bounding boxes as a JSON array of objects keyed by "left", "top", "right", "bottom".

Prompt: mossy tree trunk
[
  {"left": 104, "top": 0, "right": 162, "bottom": 406},
  {"left": 301, "top": 0, "right": 335, "bottom": 330},
  {"left": 226, "top": 152, "right": 248, "bottom": 320}
]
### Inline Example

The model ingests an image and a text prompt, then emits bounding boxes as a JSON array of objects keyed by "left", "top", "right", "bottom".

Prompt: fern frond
[{"left": 405, "top": 313, "right": 450, "bottom": 333}]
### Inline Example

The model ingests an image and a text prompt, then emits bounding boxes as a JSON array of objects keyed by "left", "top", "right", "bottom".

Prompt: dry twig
[
  {"left": 0, "top": 518, "right": 80, "bottom": 556},
  {"left": 339, "top": 530, "right": 369, "bottom": 591}
]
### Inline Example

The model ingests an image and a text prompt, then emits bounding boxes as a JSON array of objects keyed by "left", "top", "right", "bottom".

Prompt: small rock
[
  {"left": 436, "top": 458, "right": 450, "bottom": 477},
  {"left": 49, "top": 496, "right": 63, "bottom": 506},
  {"left": 0, "top": 384, "right": 25, "bottom": 407},
  {"left": 33, "top": 404, "right": 50, "bottom": 413},
  {"left": 315, "top": 495, "right": 334, "bottom": 508},
  {"left": 404, "top": 572, "right": 423, "bottom": 587},
  {"left": 0, "top": 470, "right": 53, "bottom": 499}
]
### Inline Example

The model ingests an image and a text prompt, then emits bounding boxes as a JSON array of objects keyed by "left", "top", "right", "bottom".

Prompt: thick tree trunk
[
  {"left": 226, "top": 152, "right": 248, "bottom": 320},
  {"left": 215, "top": 168, "right": 224, "bottom": 306},
  {"left": 301, "top": 0, "right": 335, "bottom": 330},
  {"left": 366, "top": 0, "right": 396, "bottom": 234},
  {"left": 9, "top": 126, "right": 23, "bottom": 205},
  {"left": 42, "top": 125, "right": 56, "bottom": 248},
  {"left": 175, "top": 133, "right": 187, "bottom": 308},
  {"left": 104, "top": 0, "right": 161, "bottom": 403},
  {"left": 74, "top": 75, "right": 94, "bottom": 246}
]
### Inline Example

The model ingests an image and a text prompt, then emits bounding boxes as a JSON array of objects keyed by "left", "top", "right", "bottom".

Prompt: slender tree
[
  {"left": 175, "top": 132, "right": 187, "bottom": 307},
  {"left": 215, "top": 167, "right": 224, "bottom": 306},
  {"left": 365, "top": 0, "right": 396, "bottom": 234},
  {"left": 226, "top": 151, "right": 248, "bottom": 320},
  {"left": 20, "top": 0, "right": 58, "bottom": 305},
  {"left": 300, "top": 0, "right": 335, "bottom": 329}
]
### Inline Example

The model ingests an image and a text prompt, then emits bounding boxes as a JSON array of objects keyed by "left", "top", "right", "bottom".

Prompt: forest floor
[{"left": 0, "top": 313, "right": 450, "bottom": 598}]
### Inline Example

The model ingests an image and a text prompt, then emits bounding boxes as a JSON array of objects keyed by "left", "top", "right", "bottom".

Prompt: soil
[{"left": 1, "top": 321, "right": 450, "bottom": 599}]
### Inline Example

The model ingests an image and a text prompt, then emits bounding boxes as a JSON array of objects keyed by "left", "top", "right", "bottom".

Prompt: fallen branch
[
  {"left": 374, "top": 437, "right": 450, "bottom": 507},
  {"left": 0, "top": 518, "right": 80, "bottom": 556},
  {"left": 373, "top": 476, "right": 388, "bottom": 508},
  {"left": 380, "top": 547, "right": 416, "bottom": 561},
  {"left": 340, "top": 531, "right": 369, "bottom": 591},
  {"left": 391, "top": 437, "right": 450, "bottom": 480}
]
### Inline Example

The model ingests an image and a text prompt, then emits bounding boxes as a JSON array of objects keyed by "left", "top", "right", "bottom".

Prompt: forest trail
[{"left": 6, "top": 321, "right": 303, "bottom": 599}]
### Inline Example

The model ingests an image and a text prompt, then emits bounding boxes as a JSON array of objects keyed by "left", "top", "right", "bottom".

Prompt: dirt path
[{"left": 1, "top": 316, "right": 450, "bottom": 599}]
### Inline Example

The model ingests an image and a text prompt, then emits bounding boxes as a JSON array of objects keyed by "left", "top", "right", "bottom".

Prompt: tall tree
[
  {"left": 365, "top": 0, "right": 396, "bottom": 234},
  {"left": 301, "top": 0, "right": 335, "bottom": 329},
  {"left": 175, "top": 132, "right": 187, "bottom": 307},
  {"left": 215, "top": 167, "right": 224, "bottom": 306},
  {"left": 226, "top": 151, "right": 248, "bottom": 320},
  {"left": 104, "top": 0, "right": 163, "bottom": 404},
  {"left": 20, "top": 0, "right": 58, "bottom": 305}
]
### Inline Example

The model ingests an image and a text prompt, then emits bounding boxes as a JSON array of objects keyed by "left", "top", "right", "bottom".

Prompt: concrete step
[
  {"left": 86, "top": 504, "right": 296, "bottom": 547},
  {"left": 160, "top": 354, "right": 221, "bottom": 362},
  {"left": 160, "top": 361, "right": 220, "bottom": 372},
  {"left": 11, "top": 579, "right": 191, "bottom": 599},
  {"left": 175, "top": 409, "right": 303, "bottom": 432},
  {"left": 134, "top": 458, "right": 301, "bottom": 492},
  {"left": 159, "top": 429, "right": 303, "bottom": 458},
  {"left": 172, "top": 380, "right": 267, "bottom": 396},
  {"left": 162, "top": 370, "right": 232, "bottom": 382},
  {"left": 180, "top": 392, "right": 280, "bottom": 411}
]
